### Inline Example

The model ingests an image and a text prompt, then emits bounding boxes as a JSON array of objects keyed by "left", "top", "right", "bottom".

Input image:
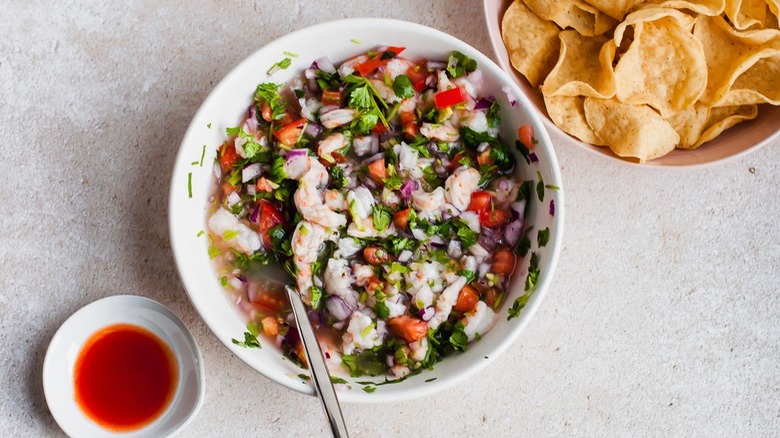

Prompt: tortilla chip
[
  {"left": 581, "top": 0, "right": 643, "bottom": 20},
  {"left": 583, "top": 98, "right": 680, "bottom": 162},
  {"left": 613, "top": 13, "right": 708, "bottom": 117},
  {"left": 614, "top": 7, "right": 696, "bottom": 46},
  {"left": 666, "top": 103, "right": 711, "bottom": 148},
  {"left": 541, "top": 31, "right": 616, "bottom": 98},
  {"left": 715, "top": 54, "right": 780, "bottom": 105},
  {"left": 501, "top": 0, "right": 562, "bottom": 87},
  {"left": 692, "top": 104, "right": 759, "bottom": 147},
  {"left": 725, "top": 0, "right": 769, "bottom": 30},
  {"left": 544, "top": 94, "right": 604, "bottom": 144},
  {"left": 522, "top": 0, "right": 618, "bottom": 36},
  {"left": 645, "top": 0, "right": 725, "bottom": 16},
  {"left": 693, "top": 15, "right": 780, "bottom": 105}
]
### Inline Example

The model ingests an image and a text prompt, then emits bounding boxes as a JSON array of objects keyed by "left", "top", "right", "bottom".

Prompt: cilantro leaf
[
  {"left": 454, "top": 219, "right": 478, "bottom": 248},
  {"left": 537, "top": 227, "right": 550, "bottom": 247},
  {"left": 446, "top": 50, "right": 478, "bottom": 78},
  {"left": 267, "top": 57, "right": 292, "bottom": 74},
  {"left": 341, "top": 349, "right": 388, "bottom": 377},
  {"left": 231, "top": 331, "right": 261, "bottom": 349},
  {"left": 525, "top": 252, "right": 540, "bottom": 292},
  {"left": 448, "top": 323, "right": 469, "bottom": 352},
  {"left": 348, "top": 85, "right": 373, "bottom": 110},
  {"left": 254, "top": 83, "right": 287, "bottom": 121},
  {"left": 392, "top": 74, "right": 415, "bottom": 99},
  {"left": 507, "top": 293, "right": 530, "bottom": 320},
  {"left": 460, "top": 127, "right": 495, "bottom": 148},
  {"left": 486, "top": 100, "right": 501, "bottom": 128},
  {"left": 372, "top": 205, "right": 392, "bottom": 233}
]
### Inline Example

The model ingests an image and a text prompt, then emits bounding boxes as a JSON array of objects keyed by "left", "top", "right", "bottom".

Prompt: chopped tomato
[
  {"left": 355, "top": 58, "right": 386, "bottom": 77},
  {"left": 467, "top": 191, "right": 492, "bottom": 212},
  {"left": 331, "top": 152, "right": 347, "bottom": 164},
  {"left": 322, "top": 89, "right": 341, "bottom": 106},
  {"left": 479, "top": 208, "right": 511, "bottom": 228},
  {"left": 364, "top": 246, "right": 392, "bottom": 266},
  {"left": 400, "top": 111, "right": 418, "bottom": 140},
  {"left": 278, "top": 111, "right": 296, "bottom": 126},
  {"left": 434, "top": 87, "right": 467, "bottom": 108},
  {"left": 219, "top": 142, "right": 240, "bottom": 172},
  {"left": 518, "top": 125, "right": 535, "bottom": 150},
  {"left": 477, "top": 149, "right": 493, "bottom": 166},
  {"left": 260, "top": 316, "right": 279, "bottom": 337},
  {"left": 367, "top": 158, "right": 388, "bottom": 186},
  {"left": 256, "top": 200, "right": 284, "bottom": 247},
  {"left": 388, "top": 315, "right": 428, "bottom": 343},
  {"left": 393, "top": 208, "right": 412, "bottom": 229},
  {"left": 273, "top": 118, "right": 306, "bottom": 146},
  {"left": 406, "top": 63, "right": 430, "bottom": 92},
  {"left": 371, "top": 122, "right": 389, "bottom": 134},
  {"left": 491, "top": 248, "right": 516, "bottom": 276},
  {"left": 454, "top": 285, "right": 479, "bottom": 313}
]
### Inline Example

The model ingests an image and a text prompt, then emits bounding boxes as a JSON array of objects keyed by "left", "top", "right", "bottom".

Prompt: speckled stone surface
[{"left": 1, "top": 1, "right": 778, "bottom": 437}]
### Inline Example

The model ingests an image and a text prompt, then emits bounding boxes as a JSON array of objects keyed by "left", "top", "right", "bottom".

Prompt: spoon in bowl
[{"left": 285, "top": 285, "right": 350, "bottom": 438}]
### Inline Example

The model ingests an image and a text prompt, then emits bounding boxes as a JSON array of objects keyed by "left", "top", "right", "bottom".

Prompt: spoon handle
[{"left": 286, "top": 286, "right": 349, "bottom": 438}]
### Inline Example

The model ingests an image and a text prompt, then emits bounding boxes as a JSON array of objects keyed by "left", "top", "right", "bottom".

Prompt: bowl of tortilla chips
[{"left": 484, "top": 0, "right": 780, "bottom": 166}]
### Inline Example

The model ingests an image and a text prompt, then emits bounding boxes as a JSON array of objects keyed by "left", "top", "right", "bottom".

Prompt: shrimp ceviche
[{"left": 207, "top": 46, "right": 535, "bottom": 381}]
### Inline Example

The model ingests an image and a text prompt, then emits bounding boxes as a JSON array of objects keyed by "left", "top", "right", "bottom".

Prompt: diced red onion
[
  {"left": 529, "top": 152, "right": 538, "bottom": 163},
  {"left": 314, "top": 56, "right": 336, "bottom": 74},
  {"left": 505, "top": 220, "right": 523, "bottom": 246},
  {"left": 304, "top": 123, "right": 321, "bottom": 138},
  {"left": 234, "top": 138, "right": 247, "bottom": 158},
  {"left": 246, "top": 185, "right": 257, "bottom": 196},
  {"left": 429, "top": 234, "right": 446, "bottom": 247},
  {"left": 363, "top": 177, "right": 377, "bottom": 191},
  {"left": 426, "top": 60, "right": 447, "bottom": 70},
  {"left": 370, "top": 134, "right": 380, "bottom": 155},
  {"left": 474, "top": 97, "right": 494, "bottom": 110},
  {"left": 249, "top": 204, "right": 261, "bottom": 223},
  {"left": 326, "top": 297, "right": 353, "bottom": 321},
  {"left": 398, "top": 250, "right": 413, "bottom": 263},
  {"left": 497, "top": 178, "right": 511, "bottom": 192},
  {"left": 411, "top": 228, "right": 428, "bottom": 241},
  {"left": 228, "top": 276, "right": 245, "bottom": 291},
  {"left": 386, "top": 355, "right": 395, "bottom": 367},
  {"left": 304, "top": 68, "right": 318, "bottom": 90},
  {"left": 226, "top": 192, "right": 241, "bottom": 208},
  {"left": 419, "top": 307, "right": 435, "bottom": 322},
  {"left": 478, "top": 262, "right": 491, "bottom": 278},
  {"left": 447, "top": 240, "right": 462, "bottom": 259},
  {"left": 213, "top": 162, "right": 222, "bottom": 179},
  {"left": 549, "top": 199, "right": 555, "bottom": 216},
  {"left": 247, "top": 281, "right": 259, "bottom": 302},
  {"left": 477, "top": 142, "right": 490, "bottom": 153},
  {"left": 285, "top": 150, "right": 310, "bottom": 180},
  {"left": 242, "top": 163, "right": 262, "bottom": 183},
  {"left": 320, "top": 104, "right": 340, "bottom": 114},
  {"left": 332, "top": 321, "right": 345, "bottom": 330},
  {"left": 502, "top": 86, "right": 517, "bottom": 107},
  {"left": 365, "top": 152, "right": 385, "bottom": 164},
  {"left": 325, "top": 352, "right": 331, "bottom": 359},
  {"left": 510, "top": 200, "right": 526, "bottom": 218},
  {"left": 425, "top": 74, "right": 436, "bottom": 88},
  {"left": 399, "top": 179, "right": 418, "bottom": 199}
]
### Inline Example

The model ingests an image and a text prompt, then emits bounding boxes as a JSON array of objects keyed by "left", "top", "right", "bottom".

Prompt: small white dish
[{"left": 43, "top": 295, "right": 205, "bottom": 438}]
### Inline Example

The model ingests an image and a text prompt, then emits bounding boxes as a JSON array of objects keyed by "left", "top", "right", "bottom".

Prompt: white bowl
[
  {"left": 483, "top": 0, "right": 780, "bottom": 168},
  {"left": 169, "top": 18, "right": 564, "bottom": 403},
  {"left": 43, "top": 296, "right": 205, "bottom": 437}
]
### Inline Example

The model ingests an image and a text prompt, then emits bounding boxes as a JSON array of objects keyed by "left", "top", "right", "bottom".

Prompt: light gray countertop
[{"left": 1, "top": 1, "right": 778, "bottom": 436}]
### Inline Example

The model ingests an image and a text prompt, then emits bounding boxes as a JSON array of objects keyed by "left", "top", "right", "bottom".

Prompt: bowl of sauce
[{"left": 43, "top": 296, "right": 205, "bottom": 437}]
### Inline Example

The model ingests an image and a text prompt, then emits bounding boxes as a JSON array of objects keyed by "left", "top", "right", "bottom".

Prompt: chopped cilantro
[
  {"left": 372, "top": 205, "right": 392, "bottom": 232},
  {"left": 536, "top": 171, "right": 545, "bottom": 202},
  {"left": 310, "top": 285, "right": 324, "bottom": 310},
  {"left": 374, "top": 299, "right": 390, "bottom": 319},
  {"left": 196, "top": 230, "right": 204, "bottom": 238},
  {"left": 514, "top": 226, "right": 533, "bottom": 257},
  {"left": 231, "top": 331, "right": 261, "bottom": 349},
  {"left": 341, "top": 349, "right": 388, "bottom": 377},
  {"left": 446, "top": 50, "right": 478, "bottom": 78},
  {"left": 525, "top": 252, "right": 540, "bottom": 292},
  {"left": 392, "top": 75, "right": 415, "bottom": 99},
  {"left": 219, "top": 276, "right": 228, "bottom": 287},
  {"left": 515, "top": 139, "right": 531, "bottom": 164},
  {"left": 267, "top": 57, "right": 292, "bottom": 74},
  {"left": 283, "top": 51, "right": 299, "bottom": 58},
  {"left": 537, "top": 227, "right": 550, "bottom": 247},
  {"left": 449, "top": 323, "right": 468, "bottom": 352},
  {"left": 453, "top": 219, "right": 478, "bottom": 248},
  {"left": 187, "top": 172, "right": 193, "bottom": 198},
  {"left": 223, "top": 230, "right": 239, "bottom": 240},
  {"left": 459, "top": 269, "right": 476, "bottom": 283},
  {"left": 199, "top": 144, "right": 206, "bottom": 166},
  {"left": 425, "top": 377, "right": 437, "bottom": 382},
  {"left": 507, "top": 293, "right": 531, "bottom": 320},
  {"left": 298, "top": 373, "right": 311, "bottom": 381},
  {"left": 545, "top": 184, "right": 560, "bottom": 190},
  {"left": 254, "top": 82, "right": 287, "bottom": 121},
  {"left": 329, "top": 165, "right": 349, "bottom": 189},
  {"left": 207, "top": 123, "right": 212, "bottom": 129},
  {"left": 362, "top": 385, "right": 377, "bottom": 393},
  {"left": 331, "top": 376, "right": 348, "bottom": 384},
  {"left": 460, "top": 127, "right": 495, "bottom": 147},
  {"left": 207, "top": 238, "right": 221, "bottom": 259},
  {"left": 486, "top": 100, "right": 501, "bottom": 128},
  {"left": 350, "top": 38, "right": 362, "bottom": 44}
]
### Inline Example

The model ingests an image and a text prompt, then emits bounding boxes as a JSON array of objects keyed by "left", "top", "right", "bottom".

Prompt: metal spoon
[{"left": 285, "top": 285, "right": 350, "bottom": 438}]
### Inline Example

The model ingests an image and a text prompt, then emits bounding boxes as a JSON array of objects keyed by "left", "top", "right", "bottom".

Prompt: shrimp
[
  {"left": 412, "top": 186, "right": 446, "bottom": 212},
  {"left": 292, "top": 221, "right": 328, "bottom": 299},
  {"left": 324, "top": 189, "right": 347, "bottom": 211},
  {"left": 338, "top": 54, "right": 368, "bottom": 77},
  {"left": 352, "top": 136, "right": 377, "bottom": 156},
  {"left": 384, "top": 58, "right": 415, "bottom": 81},
  {"left": 342, "top": 310, "right": 383, "bottom": 355},
  {"left": 461, "top": 301, "right": 497, "bottom": 342},
  {"left": 207, "top": 208, "right": 262, "bottom": 255},
  {"left": 370, "top": 79, "right": 401, "bottom": 104},
  {"left": 427, "top": 276, "right": 467, "bottom": 329},
  {"left": 317, "top": 133, "right": 348, "bottom": 163},
  {"left": 444, "top": 166, "right": 480, "bottom": 211},
  {"left": 294, "top": 159, "right": 347, "bottom": 228},
  {"left": 324, "top": 259, "right": 358, "bottom": 309},
  {"left": 320, "top": 108, "right": 355, "bottom": 129},
  {"left": 420, "top": 122, "right": 460, "bottom": 142}
]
